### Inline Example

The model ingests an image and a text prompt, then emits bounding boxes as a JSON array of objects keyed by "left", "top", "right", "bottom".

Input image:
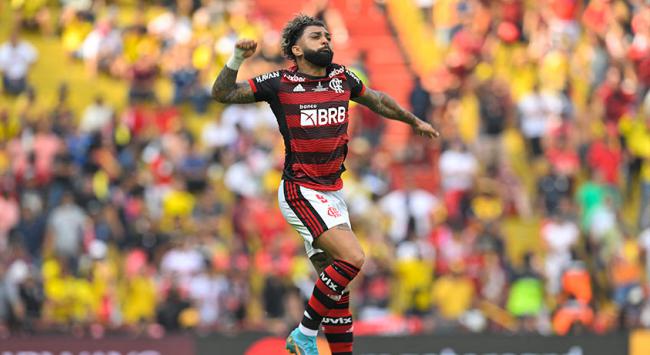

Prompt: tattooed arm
[
  {"left": 352, "top": 87, "right": 439, "bottom": 138},
  {"left": 211, "top": 67, "right": 256, "bottom": 103},
  {"left": 211, "top": 39, "right": 257, "bottom": 104}
]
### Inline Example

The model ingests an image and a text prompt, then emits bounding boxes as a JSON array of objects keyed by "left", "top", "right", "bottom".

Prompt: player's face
[
  {"left": 294, "top": 26, "right": 334, "bottom": 67},
  {"left": 300, "top": 26, "right": 332, "bottom": 52}
]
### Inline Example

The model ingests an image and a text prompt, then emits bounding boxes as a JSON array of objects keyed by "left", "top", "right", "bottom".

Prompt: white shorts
[{"left": 278, "top": 180, "right": 351, "bottom": 258}]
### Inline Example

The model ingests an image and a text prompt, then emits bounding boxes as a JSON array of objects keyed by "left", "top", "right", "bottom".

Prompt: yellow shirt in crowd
[{"left": 432, "top": 274, "right": 475, "bottom": 320}]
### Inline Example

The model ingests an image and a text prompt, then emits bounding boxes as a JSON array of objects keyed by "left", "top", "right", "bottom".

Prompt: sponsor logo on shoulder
[
  {"left": 255, "top": 71, "right": 279, "bottom": 83},
  {"left": 284, "top": 73, "right": 306, "bottom": 82},
  {"left": 293, "top": 84, "right": 305, "bottom": 92},
  {"left": 329, "top": 78, "right": 344, "bottom": 93},
  {"left": 312, "top": 82, "right": 328, "bottom": 92},
  {"left": 346, "top": 69, "right": 361, "bottom": 84},
  {"left": 328, "top": 66, "right": 345, "bottom": 78}
]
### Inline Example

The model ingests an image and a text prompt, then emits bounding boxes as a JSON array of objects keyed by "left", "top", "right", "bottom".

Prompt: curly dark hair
[{"left": 281, "top": 14, "right": 327, "bottom": 61}]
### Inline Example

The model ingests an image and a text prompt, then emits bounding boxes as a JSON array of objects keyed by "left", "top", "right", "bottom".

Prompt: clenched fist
[{"left": 235, "top": 39, "right": 258, "bottom": 59}]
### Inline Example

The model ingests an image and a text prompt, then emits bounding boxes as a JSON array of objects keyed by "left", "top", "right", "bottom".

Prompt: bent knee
[{"left": 345, "top": 250, "right": 365, "bottom": 270}]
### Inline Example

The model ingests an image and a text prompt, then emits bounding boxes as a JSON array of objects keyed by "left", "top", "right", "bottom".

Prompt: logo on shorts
[
  {"left": 327, "top": 206, "right": 341, "bottom": 217},
  {"left": 316, "top": 194, "right": 328, "bottom": 203}
]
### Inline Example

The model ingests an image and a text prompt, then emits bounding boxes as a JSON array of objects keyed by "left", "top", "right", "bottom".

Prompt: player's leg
[
  {"left": 309, "top": 253, "right": 354, "bottom": 355},
  {"left": 299, "top": 225, "right": 362, "bottom": 334},
  {"left": 279, "top": 181, "right": 324, "bottom": 354},
  {"left": 293, "top": 183, "right": 362, "bottom": 353},
  {"left": 279, "top": 181, "right": 362, "bottom": 354}
]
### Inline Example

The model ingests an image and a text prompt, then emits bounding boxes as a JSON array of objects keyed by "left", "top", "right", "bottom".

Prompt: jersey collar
[{"left": 287, "top": 64, "right": 340, "bottom": 80}]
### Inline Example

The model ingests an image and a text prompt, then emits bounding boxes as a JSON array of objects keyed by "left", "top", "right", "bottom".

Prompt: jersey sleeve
[
  {"left": 345, "top": 69, "right": 366, "bottom": 98},
  {"left": 248, "top": 71, "right": 281, "bottom": 102}
]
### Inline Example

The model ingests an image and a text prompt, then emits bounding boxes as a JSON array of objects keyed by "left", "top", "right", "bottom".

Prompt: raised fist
[{"left": 235, "top": 39, "right": 258, "bottom": 59}]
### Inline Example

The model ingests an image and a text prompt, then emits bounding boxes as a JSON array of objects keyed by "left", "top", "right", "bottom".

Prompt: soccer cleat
[{"left": 285, "top": 327, "right": 319, "bottom": 355}]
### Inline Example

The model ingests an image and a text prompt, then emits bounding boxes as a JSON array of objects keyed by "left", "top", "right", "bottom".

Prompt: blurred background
[{"left": 1, "top": 0, "right": 650, "bottom": 350}]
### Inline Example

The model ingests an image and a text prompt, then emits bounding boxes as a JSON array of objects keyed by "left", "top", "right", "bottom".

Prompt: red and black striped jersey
[{"left": 248, "top": 64, "right": 365, "bottom": 191}]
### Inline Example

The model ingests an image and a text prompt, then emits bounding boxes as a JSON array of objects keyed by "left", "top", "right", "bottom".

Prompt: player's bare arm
[
  {"left": 211, "top": 39, "right": 257, "bottom": 104},
  {"left": 353, "top": 87, "right": 440, "bottom": 138}
]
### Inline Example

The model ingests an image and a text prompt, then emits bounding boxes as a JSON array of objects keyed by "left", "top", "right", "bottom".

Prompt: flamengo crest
[{"left": 329, "top": 78, "right": 344, "bottom": 93}]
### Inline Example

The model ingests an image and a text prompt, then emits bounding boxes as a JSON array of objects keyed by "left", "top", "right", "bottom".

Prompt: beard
[{"left": 303, "top": 47, "right": 334, "bottom": 67}]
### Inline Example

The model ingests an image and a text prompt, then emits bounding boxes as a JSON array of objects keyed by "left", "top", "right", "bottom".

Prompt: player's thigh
[
  {"left": 279, "top": 180, "right": 363, "bottom": 267},
  {"left": 313, "top": 224, "right": 364, "bottom": 268},
  {"left": 278, "top": 181, "right": 324, "bottom": 258}
]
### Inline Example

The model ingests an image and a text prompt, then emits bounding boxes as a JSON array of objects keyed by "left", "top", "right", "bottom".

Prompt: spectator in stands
[
  {"left": 597, "top": 66, "right": 636, "bottom": 124},
  {"left": 188, "top": 265, "right": 227, "bottom": 329},
  {"left": 121, "top": 261, "right": 157, "bottom": 329},
  {"left": 439, "top": 139, "right": 478, "bottom": 222},
  {"left": 379, "top": 179, "right": 439, "bottom": 243},
  {"left": 431, "top": 261, "right": 475, "bottom": 329},
  {"left": 552, "top": 296, "right": 594, "bottom": 335},
  {"left": 156, "top": 285, "right": 191, "bottom": 331},
  {"left": 160, "top": 237, "right": 205, "bottom": 291},
  {"left": 166, "top": 44, "right": 210, "bottom": 113},
  {"left": 477, "top": 79, "right": 513, "bottom": 167},
  {"left": 536, "top": 161, "right": 571, "bottom": 216},
  {"left": 587, "top": 127, "right": 623, "bottom": 188},
  {"left": 45, "top": 191, "right": 89, "bottom": 272},
  {"left": 0, "top": 28, "right": 38, "bottom": 96},
  {"left": 545, "top": 134, "right": 580, "bottom": 182},
  {"left": 127, "top": 53, "right": 159, "bottom": 104},
  {"left": 14, "top": 197, "right": 48, "bottom": 264},
  {"left": 518, "top": 83, "right": 550, "bottom": 159},
  {"left": 506, "top": 253, "right": 545, "bottom": 332},
  {"left": 541, "top": 212, "right": 580, "bottom": 296},
  {"left": 0, "top": 189, "right": 19, "bottom": 249},
  {"left": 410, "top": 76, "right": 432, "bottom": 121},
  {"left": 576, "top": 170, "right": 612, "bottom": 233},
  {"left": 17, "top": 266, "right": 44, "bottom": 332},
  {"left": 80, "top": 17, "right": 122, "bottom": 77},
  {"left": 561, "top": 256, "right": 593, "bottom": 306},
  {"left": 79, "top": 94, "right": 114, "bottom": 134},
  {"left": 610, "top": 233, "right": 644, "bottom": 309}
]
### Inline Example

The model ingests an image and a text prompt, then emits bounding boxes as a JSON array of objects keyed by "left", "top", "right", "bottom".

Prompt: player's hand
[
  {"left": 413, "top": 119, "right": 440, "bottom": 139},
  {"left": 234, "top": 39, "right": 258, "bottom": 59}
]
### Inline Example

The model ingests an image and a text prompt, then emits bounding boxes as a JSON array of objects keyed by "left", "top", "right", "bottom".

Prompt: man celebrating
[{"left": 212, "top": 14, "right": 438, "bottom": 355}]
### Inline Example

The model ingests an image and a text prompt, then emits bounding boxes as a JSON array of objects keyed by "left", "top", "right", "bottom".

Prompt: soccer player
[{"left": 212, "top": 14, "right": 439, "bottom": 355}]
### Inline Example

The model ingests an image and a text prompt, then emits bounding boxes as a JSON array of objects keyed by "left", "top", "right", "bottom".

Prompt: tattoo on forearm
[
  {"left": 377, "top": 92, "right": 417, "bottom": 125},
  {"left": 211, "top": 66, "right": 255, "bottom": 103},
  {"left": 212, "top": 66, "right": 237, "bottom": 95},
  {"left": 358, "top": 90, "right": 417, "bottom": 125}
]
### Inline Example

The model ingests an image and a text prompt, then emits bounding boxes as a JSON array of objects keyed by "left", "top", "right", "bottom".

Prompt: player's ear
[{"left": 292, "top": 44, "right": 303, "bottom": 58}]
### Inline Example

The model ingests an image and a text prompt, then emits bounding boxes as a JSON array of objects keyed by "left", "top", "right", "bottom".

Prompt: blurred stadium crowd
[{"left": 0, "top": 0, "right": 650, "bottom": 339}]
